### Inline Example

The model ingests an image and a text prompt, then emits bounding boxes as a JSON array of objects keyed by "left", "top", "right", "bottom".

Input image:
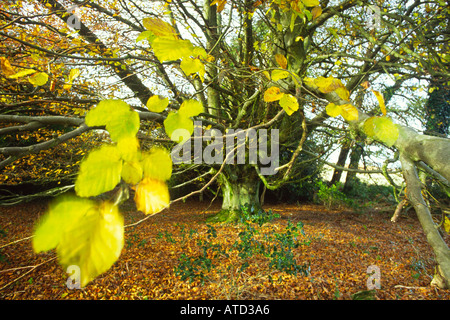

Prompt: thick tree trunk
[{"left": 207, "top": 165, "right": 261, "bottom": 223}]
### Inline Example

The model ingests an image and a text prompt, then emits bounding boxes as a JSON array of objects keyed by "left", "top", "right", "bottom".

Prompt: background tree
[{"left": 0, "top": 0, "right": 449, "bottom": 287}]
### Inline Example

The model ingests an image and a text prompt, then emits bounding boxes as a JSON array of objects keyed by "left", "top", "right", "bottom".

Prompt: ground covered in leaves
[{"left": 1, "top": 199, "right": 449, "bottom": 300}]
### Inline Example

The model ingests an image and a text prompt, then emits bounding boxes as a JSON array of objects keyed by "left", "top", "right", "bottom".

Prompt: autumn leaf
[
  {"left": 178, "top": 99, "right": 204, "bottom": 118},
  {"left": 301, "top": 0, "right": 320, "bottom": 7},
  {"left": 264, "top": 86, "right": 284, "bottom": 102},
  {"left": 279, "top": 93, "right": 299, "bottom": 116},
  {"left": 33, "top": 195, "right": 124, "bottom": 288},
  {"left": 75, "top": 144, "right": 123, "bottom": 197},
  {"left": 57, "top": 201, "right": 123, "bottom": 287},
  {"left": 7, "top": 68, "right": 36, "bottom": 79},
  {"left": 142, "top": 18, "right": 178, "bottom": 39},
  {"left": 147, "top": 95, "right": 169, "bottom": 113},
  {"left": 325, "top": 102, "right": 341, "bottom": 117},
  {"left": 275, "top": 54, "right": 288, "bottom": 69},
  {"left": 135, "top": 178, "right": 170, "bottom": 215},
  {"left": 444, "top": 216, "right": 450, "bottom": 234},
  {"left": 180, "top": 57, "right": 206, "bottom": 81},
  {"left": 363, "top": 116, "right": 399, "bottom": 146},
  {"left": 211, "top": 0, "right": 227, "bottom": 12},
  {"left": 340, "top": 104, "right": 359, "bottom": 121},
  {"left": 0, "top": 57, "right": 15, "bottom": 76},
  {"left": 164, "top": 112, "right": 194, "bottom": 143},
  {"left": 28, "top": 72, "right": 48, "bottom": 86},
  {"left": 372, "top": 90, "right": 387, "bottom": 115},
  {"left": 152, "top": 37, "right": 195, "bottom": 62},
  {"left": 271, "top": 69, "right": 290, "bottom": 82},
  {"left": 311, "top": 6, "right": 322, "bottom": 20},
  {"left": 63, "top": 68, "right": 80, "bottom": 90},
  {"left": 142, "top": 147, "right": 173, "bottom": 181}
]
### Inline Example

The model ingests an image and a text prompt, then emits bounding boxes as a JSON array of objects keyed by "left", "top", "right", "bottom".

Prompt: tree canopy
[{"left": 0, "top": 0, "right": 449, "bottom": 288}]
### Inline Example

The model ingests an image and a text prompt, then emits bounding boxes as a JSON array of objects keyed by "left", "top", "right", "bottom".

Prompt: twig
[{"left": 0, "top": 257, "right": 56, "bottom": 291}]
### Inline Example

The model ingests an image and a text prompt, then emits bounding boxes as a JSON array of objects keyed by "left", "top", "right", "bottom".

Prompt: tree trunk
[
  {"left": 344, "top": 141, "right": 364, "bottom": 193},
  {"left": 207, "top": 165, "right": 261, "bottom": 223},
  {"left": 330, "top": 141, "right": 350, "bottom": 185},
  {"left": 400, "top": 154, "right": 450, "bottom": 289}
]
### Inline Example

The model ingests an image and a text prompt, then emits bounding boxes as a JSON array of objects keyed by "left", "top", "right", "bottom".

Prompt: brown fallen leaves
[{"left": 1, "top": 199, "right": 449, "bottom": 300}]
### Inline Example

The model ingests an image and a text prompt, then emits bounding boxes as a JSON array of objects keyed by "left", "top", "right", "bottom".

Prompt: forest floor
[{"left": 1, "top": 198, "right": 449, "bottom": 300}]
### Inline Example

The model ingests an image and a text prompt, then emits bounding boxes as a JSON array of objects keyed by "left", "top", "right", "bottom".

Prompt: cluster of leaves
[
  {"left": 174, "top": 205, "right": 309, "bottom": 284},
  {"left": 305, "top": 75, "right": 399, "bottom": 147},
  {"left": 32, "top": 99, "right": 173, "bottom": 287}
]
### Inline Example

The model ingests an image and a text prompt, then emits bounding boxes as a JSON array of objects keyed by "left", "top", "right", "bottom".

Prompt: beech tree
[{"left": 0, "top": 0, "right": 449, "bottom": 288}]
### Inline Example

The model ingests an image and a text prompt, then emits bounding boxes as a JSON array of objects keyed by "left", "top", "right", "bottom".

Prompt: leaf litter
[{"left": 1, "top": 199, "right": 449, "bottom": 300}]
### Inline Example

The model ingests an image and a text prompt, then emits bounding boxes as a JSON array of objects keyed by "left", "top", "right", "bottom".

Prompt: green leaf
[
  {"left": 121, "top": 160, "right": 143, "bottom": 185},
  {"left": 142, "top": 147, "right": 172, "bottom": 181},
  {"left": 164, "top": 112, "right": 194, "bottom": 143},
  {"left": 146, "top": 95, "right": 169, "bottom": 113},
  {"left": 33, "top": 194, "right": 96, "bottom": 253},
  {"left": 85, "top": 100, "right": 140, "bottom": 142},
  {"left": 178, "top": 99, "right": 204, "bottom": 118},
  {"left": 75, "top": 145, "right": 123, "bottom": 197},
  {"left": 363, "top": 116, "right": 399, "bottom": 146},
  {"left": 85, "top": 99, "right": 130, "bottom": 127},
  {"left": 57, "top": 201, "right": 123, "bottom": 287},
  {"left": 279, "top": 93, "right": 299, "bottom": 116},
  {"left": 136, "top": 30, "right": 156, "bottom": 43},
  {"left": 106, "top": 108, "right": 140, "bottom": 142}
]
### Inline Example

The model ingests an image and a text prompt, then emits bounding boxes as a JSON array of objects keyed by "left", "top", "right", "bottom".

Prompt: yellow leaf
[
  {"left": 178, "top": 99, "right": 204, "bottom": 118},
  {"left": 279, "top": 94, "right": 299, "bottom": 116},
  {"left": 325, "top": 103, "right": 341, "bottom": 117},
  {"left": 7, "top": 68, "right": 36, "bottom": 79},
  {"left": 28, "top": 72, "right": 48, "bottom": 86},
  {"left": 121, "top": 160, "right": 143, "bottom": 185},
  {"left": 57, "top": 201, "right": 123, "bottom": 287},
  {"left": 363, "top": 116, "right": 399, "bottom": 146},
  {"left": 274, "top": 53, "right": 287, "bottom": 69},
  {"left": 372, "top": 90, "right": 386, "bottom": 115},
  {"left": 0, "top": 57, "right": 15, "bottom": 76},
  {"left": 335, "top": 86, "right": 350, "bottom": 101},
  {"left": 264, "top": 87, "right": 284, "bottom": 102},
  {"left": 211, "top": 0, "right": 227, "bottom": 12},
  {"left": 33, "top": 195, "right": 124, "bottom": 287},
  {"left": 271, "top": 69, "right": 290, "bottom": 81},
  {"left": 68, "top": 68, "right": 80, "bottom": 82},
  {"left": 340, "top": 104, "right": 359, "bottom": 121},
  {"left": 152, "top": 37, "right": 194, "bottom": 62},
  {"left": 301, "top": 0, "right": 320, "bottom": 7},
  {"left": 134, "top": 178, "right": 170, "bottom": 215},
  {"left": 164, "top": 112, "right": 194, "bottom": 143},
  {"left": 311, "top": 6, "right": 322, "bottom": 20},
  {"left": 315, "top": 76, "right": 344, "bottom": 93},
  {"left": 142, "top": 147, "right": 172, "bottom": 181},
  {"left": 146, "top": 95, "right": 169, "bottom": 113},
  {"left": 444, "top": 216, "right": 450, "bottom": 234},
  {"left": 180, "top": 57, "right": 205, "bottom": 81},
  {"left": 142, "top": 17, "right": 178, "bottom": 39}
]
